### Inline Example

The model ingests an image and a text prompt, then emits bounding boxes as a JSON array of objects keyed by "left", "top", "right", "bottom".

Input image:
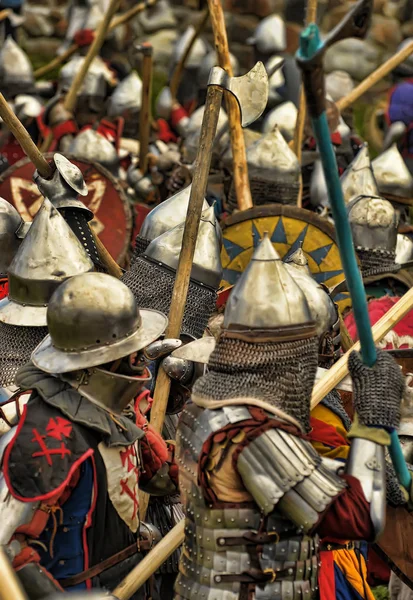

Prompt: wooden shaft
[
  {"left": 0, "top": 93, "right": 52, "bottom": 178},
  {"left": 138, "top": 46, "right": 153, "bottom": 175},
  {"left": 0, "top": 9, "right": 11, "bottom": 21},
  {"left": 169, "top": 7, "right": 209, "bottom": 101},
  {"left": 113, "top": 520, "right": 185, "bottom": 600},
  {"left": 34, "top": 44, "right": 78, "bottom": 79},
  {"left": 207, "top": 0, "right": 252, "bottom": 211},
  {"left": 311, "top": 286, "right": 413, "bottom": 408},
  {"left": 39, "top": 131, "right": 54, "bottom": 154},
  {"left": 91, "top": 230, "right": 123, "bottom": 278},
  {"left": 63, "top": 0, "right": 120, "bottom": 113},
  {"left": 337, "top": 40, "right": 413, "bottom": 112},
  {"left": 0, "top": 547, "right": 28, "bottom": 600},
  {"left": 109, "top": 0, "right": 157, "bottom": 30}
]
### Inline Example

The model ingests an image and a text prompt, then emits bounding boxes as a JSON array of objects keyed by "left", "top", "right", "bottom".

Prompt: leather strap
[{"left": 59, "top": 538, "right": 151, "bottom": 588}]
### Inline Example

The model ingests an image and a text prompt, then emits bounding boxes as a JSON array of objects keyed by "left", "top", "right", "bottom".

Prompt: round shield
[
  {"left": 221, "top": 205, "right": 350, "bottom": 312},
  {"left": 0, "top": 153, "right": 132, "bottom": 265}
]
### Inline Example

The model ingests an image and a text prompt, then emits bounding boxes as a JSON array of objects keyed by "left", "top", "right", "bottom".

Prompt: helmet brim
[
  {"left": 31, "top": 308, "right": 168, "bottom": 374},
  {"left": 0, "top": 297, "right": 48, "bottom": 327}
]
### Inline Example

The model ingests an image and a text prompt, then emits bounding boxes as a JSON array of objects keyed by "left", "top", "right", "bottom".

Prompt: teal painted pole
[{"left": 297, "top": 22, "right": 411, "bottom": 489}]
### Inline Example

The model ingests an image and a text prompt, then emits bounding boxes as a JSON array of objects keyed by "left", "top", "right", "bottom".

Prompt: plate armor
[{"left": 175, "top": 403, "right": 346, "bottom": 600}]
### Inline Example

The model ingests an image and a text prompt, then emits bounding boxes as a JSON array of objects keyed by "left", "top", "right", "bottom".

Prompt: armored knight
[
  {"left": 175, "top": 235, "right": 405, "bottom": 600},
  {"left": 0, "top": 199, "right": 94, "bottom": 407},
  {"left": 0, "top": 272, "right": 177, "bottom": 598},
  {"left": 107, "top": 71, "right": 142, "bottom": 139}
]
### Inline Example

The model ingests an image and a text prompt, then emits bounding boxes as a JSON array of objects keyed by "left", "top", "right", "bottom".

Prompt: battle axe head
[{"left": 207, "top": 61, "right": 269, "bottom": 127}]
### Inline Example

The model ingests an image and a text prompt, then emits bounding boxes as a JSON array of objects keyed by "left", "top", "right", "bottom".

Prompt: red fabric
[
  {"left": 52, "top": 120, "right": 78, "bottom": 142},
  {"left": 170, "top": 105, "right": 188, "bottom": 129},
  {"left": 367, "top": 546, "right": 390, "bottom": 586},
  {"left": 331, "top": 131, "right": 342, "bottom": 145},
  {"left": 74, "top": 29, "right": 94, "bottom": 47},
  {"left": 308, "top": 417, "right": 349, "bottom": 448},
  {"left": 318, "top": 550, "right": 336, "bottom": 600},
  {"left": 0, "top": 278, "right": 8, "bottom": 300},
  {"left": 157, "top": 119, "right": 177, "bottom": 143},
  {"left": 344, "top": 296, "right": 413, "bottom": 347},
  {"left": 13, "top": 545, "right": 41, "bottom": 568},
  {"left": 315, "top": 474, "right": 375, "bottom": 541},
  {"left": 138, "top": 417, "right": 170, "bottom": 483}
]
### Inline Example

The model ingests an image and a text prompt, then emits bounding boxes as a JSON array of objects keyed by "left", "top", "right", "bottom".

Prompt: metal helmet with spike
[
  {"left": 182, "top": 105, "right": 228, "bottom": 163},
  {"left": 283, "top": 245, "right": 311, "bottom": 275},
  {"left": 372, "top": 144, "right": 413, "bottom": 199},
  {"left": 246, "top": 15, "right": 287, "bottom": 55},
  {"left": 134, "top": 184, "right": 209, "bottom": 256},
  {"left": 0, "top": 37, "right": 35, "bottom": 99},
  {"left": 229, "top": 127, "right": 300, "bottom": 208},
  {"left": 59, "top": 56, "right": 114, "bottom": 115},
  {"left": 145, "top": 205, "right": 222, "bottom": 289},
  {"left": 0, "top": 199, "right": 30, "bottom": 277},
  {"left": 262, "top": 101, "right": 298, "bottom": 141},
  {"left": 34, "top": 153, "right": 92, "bottom": 219},
  {"left": 122, "top": 206, "right": 222, "bottom": 339},
  {"left": 69, "top": 129, "right": 120, "bottom": 176},
  {"left": 108, "top": 71, "right": 142, "bottom": 118},
  {"left": 0, "top": 199, "right": 94, "bottom": 327},
  {"left": 340, "top": 143, "right": 379, "bottom": 205},
  {"left": 155, "top": 86, "right": 173, "bottom": 120},
  {"left": 224, "top": 235, "right": 313, "bottom": 332}
]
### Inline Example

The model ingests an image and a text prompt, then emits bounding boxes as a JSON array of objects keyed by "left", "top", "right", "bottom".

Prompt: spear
[{"left": 296, "top": 0, "right": 411, "bottom": 490}]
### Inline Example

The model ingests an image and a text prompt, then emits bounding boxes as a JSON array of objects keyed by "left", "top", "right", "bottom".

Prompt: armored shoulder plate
[{"left": 237, "top": 428, "right": 346, "bottom": 530}]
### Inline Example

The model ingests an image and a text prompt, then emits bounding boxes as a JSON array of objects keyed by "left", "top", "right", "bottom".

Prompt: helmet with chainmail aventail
[
  {"left": 192, "top": 235, "right": 318, "bottom": 432},
  {"left": 0, "top": 199, "right": 94, "bottom": 396},
  {"left": 340, "top": 143, "right": 379, "bottom": 205},
  {"left": 227, "top": 126, "right": 300, "bottom": 209},
  {"left": 132, "top": 184, "right": 209, "bottom": 260},
  {"left": 122, "top": 205, "right": 222, "bottom": 340},
  {"left": 348, "top": 194, "right": 400, "bottom": 278},
  {"left": 31, "top": 273, "right": 167, "bottom": 414},
  {"left": 0, "top": 199, "right": 30, "bottom": 278}
]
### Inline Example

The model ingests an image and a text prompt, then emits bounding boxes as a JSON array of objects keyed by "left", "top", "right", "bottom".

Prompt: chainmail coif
[
  {"left": 0, "top": 322, "right": 48, "bottom": 387},
  {"left": 356, "top": 248, "right": 400, "bottom": 279},
  {"left": 122, "top": 255, "right": 217, "bottom": 339},
  {"left": 130, "top": 235, "right": 151, "bottom": 267},
  {"left": 193, "top": 334, "right": 319, "bottom": 432}
]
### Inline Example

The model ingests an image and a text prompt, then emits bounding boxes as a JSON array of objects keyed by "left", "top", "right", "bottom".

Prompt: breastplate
[{"left": 175, "top": 402, "right": 319, "bottom": 600}]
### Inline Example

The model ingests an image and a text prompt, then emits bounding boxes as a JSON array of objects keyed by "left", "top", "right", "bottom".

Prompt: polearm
[
  {"left": 0, "top": 94, "right": 122, "bottom": 278},
  {"left": 296, "top": 0, "right": 411, "bottom": 490},
  {"left": 33, "top": 0, "right": 158, "bottom": 79}
]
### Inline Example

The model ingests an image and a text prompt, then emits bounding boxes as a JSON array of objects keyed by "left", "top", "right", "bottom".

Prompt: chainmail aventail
[
  {"left": 0, "top": 323, "right": 48, "bottom": 387},
  {"left": 356, "top": 248, "right": 400, "bottom": 279}
]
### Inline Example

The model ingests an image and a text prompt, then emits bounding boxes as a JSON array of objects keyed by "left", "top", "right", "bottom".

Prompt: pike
[
  {"left": 296, "top": 0, "right": 411, "bottom": 490},
  {"left": 135, "top": 43, "right": 153, "bottom": 175},
  {"left": 138, "top": 62, "right": 268, "bottom": 521},
  {"left": 0, "top": 93, "right": 122, "bottom": 279}
]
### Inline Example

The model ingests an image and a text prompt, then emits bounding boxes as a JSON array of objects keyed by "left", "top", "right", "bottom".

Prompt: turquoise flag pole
[{"left": 296, "top": 4, "right": 411, "bottom": 489}]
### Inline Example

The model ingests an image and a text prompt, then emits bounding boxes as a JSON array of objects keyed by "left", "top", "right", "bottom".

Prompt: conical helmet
[
  {"left": 122, "top": 206, "right": 223, "bottom": 339},
  {"left": 69, "top": 129, "right": 120, "bottom": 176},
  {"left": 283, "top": 245, "right": 311, "bottom": 274},
  {"left": 108, "top": 71, "right": 142, "bottom": 118},
  {"left": 134, "top": 184, "right": 209, "bottom": 255},
  {"left": 0, "top": 199, "right": 30, "bottom": 277},
  {"left": 372, "top": 144, "right": 413, "bottom": 199},
  {"left": 155, "top": 86, "right": 173, "bottom": 120},
  {"left": 182, "top": 105, "right": 228, "bottom": 163},
  {"left": 59, "top": 55, "right": 114, "bottom": 98},
  {"left": 348, "top": 194, "right": 399, "bottom": 252},
  {"left": 228, "top": 127, "right": 300, "bottom": 208},
  {"left": 0, "top": 37, "right": 35, "bottom": 98},
  {"left": 340, "top": 143, "right": 379, "bottom": 204},
  {"left": 325, "top": 70, "right": 354, "bottom": 103},
  {"left": 262, "top": 101, "right": 297, "bottom": 141},
  {"left": 31, "top": 272, "right": 167, "bottom": 374},
  {"left": 246, "top": 14, "right": 287, "bottom": 54},
  {"left": 0, "top": 199, "right": 94, "bottom": 326},
  {"left": 172, "top": 26, "right": 208, "bottom": 70},
  {"left": 145, "top": 205, "right": 222, "bottom": 289},
  {"left": 224, "top": 235, "right": 313, "bottom": 331}
]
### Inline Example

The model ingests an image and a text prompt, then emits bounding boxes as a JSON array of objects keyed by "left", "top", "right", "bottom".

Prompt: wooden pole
[
  {"left": 293, "top": 0, "right": 318, "bottom": 207},
  {"left": 207, "top": 0, "right": 253, "bottom": 212},
  {"left": 169, "top": 7, "right": 209, "bottom": 101},
  {"left": 311, "top": 286, "right": 413, "bottom": 408},
  {"left": 138, "top": 44, "right": 153, "bottom": 175},
  {"left": 138, "top": 85, "right": 225, "bottom": 519},
  {"left": 0, "top": 9, "right": 11, "bottom": 22},
  {"left": 0, "top": 547, "right": 28, "bottom": 600},
  {"left": 63, "top": 0, "right": 120, "bottom": 114},
  {"left": 33, "top": 0, "right": 158, "bottom": 80},
  {"left": 337, "top": 40, "right": 413, "bottom": 112},
  {"left": 0, "top": 94, "right": 52, "bottom": 178},
  {"left": 113, "top": 520, "right": 185, "bottom": 600}
]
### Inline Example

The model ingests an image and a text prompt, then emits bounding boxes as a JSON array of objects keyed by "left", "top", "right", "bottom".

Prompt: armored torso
[{"left": 175, "top": 402, "right": 331, "bottom": 600}]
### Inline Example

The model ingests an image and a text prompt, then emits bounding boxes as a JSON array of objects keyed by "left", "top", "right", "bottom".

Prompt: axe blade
[{"left": 208, "top": 62, "right": 269, "bottom": 127}]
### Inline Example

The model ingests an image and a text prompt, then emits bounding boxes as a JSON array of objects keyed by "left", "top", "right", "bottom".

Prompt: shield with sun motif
[{"left": 221, "top": 205, "right": 350, "bottom": 312}]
